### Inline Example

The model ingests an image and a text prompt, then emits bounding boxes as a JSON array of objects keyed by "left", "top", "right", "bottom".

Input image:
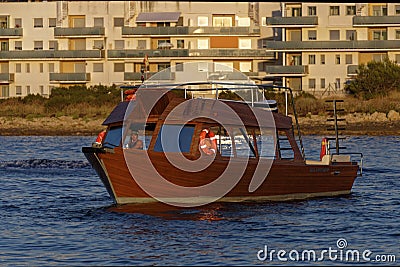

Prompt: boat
[{"left": 82, "top": 62, "right": 363, "bottom": 207}]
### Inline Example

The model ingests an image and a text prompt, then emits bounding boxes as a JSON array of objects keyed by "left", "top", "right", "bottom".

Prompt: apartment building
[
  {"left": 264, "top": 2, "right": 400, "bottom": 93},
  {"left": 0, "top": 1, "right": 280, "bottom": 98}
]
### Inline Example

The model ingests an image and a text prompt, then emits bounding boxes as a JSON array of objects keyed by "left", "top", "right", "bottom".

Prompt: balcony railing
[
  {"left": 54, "top": 27, "right": 105, "bottom": 37},
  {"left": 124, "top": 71, "right": 175, "bottom": 81},
  {"left": 0, "top": 50, "right": 104, "bottom": 59},
  {"left": 122, "top": 26, "right": 260, "bottom": 36},
  {"left": 266, "top": 16, "right": 318, "bottom": 27},
  {"left": 353, "top": 16, "right": 400, "bottom": 26},
  {"left": 49, "top": 73, "right": 90, "bottom": 83},
  {"left": 0, "top": 73, "right": 14, "bottom": 83},
  {"left": 108, "top": 49, "right": 274, "bottom": 58},
  {"left": 265, "top": 65, "right": 308, "bottom": 74},
  {"left": 0, "top": 28, "right": 23, "bottom": 37},
  {"left": 264, "top": 40, "right": 400, "bottom": 50}
]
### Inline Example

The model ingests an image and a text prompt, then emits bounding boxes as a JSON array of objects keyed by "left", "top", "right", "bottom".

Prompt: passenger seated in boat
[{"left": 128, "top": 131, "right": 143, "bottom": 149}]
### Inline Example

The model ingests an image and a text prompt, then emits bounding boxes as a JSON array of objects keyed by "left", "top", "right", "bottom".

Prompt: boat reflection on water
[{"left": 108, "top": 202, "right": 225, "bottom": 221}]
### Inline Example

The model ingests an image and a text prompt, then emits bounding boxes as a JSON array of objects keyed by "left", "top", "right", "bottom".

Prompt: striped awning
[{"left": 136, "top": 12, "right": 181, "bottom": 23}]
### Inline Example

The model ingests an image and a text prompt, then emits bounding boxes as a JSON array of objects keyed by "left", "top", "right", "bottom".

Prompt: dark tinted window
[{"left": 154, "top": 124, "right": 195, "bottom": 153}]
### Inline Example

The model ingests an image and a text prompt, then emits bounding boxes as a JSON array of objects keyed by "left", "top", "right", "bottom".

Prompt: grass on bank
[{"left": 0, "top": 85, "right": 399, "bottom": 120}]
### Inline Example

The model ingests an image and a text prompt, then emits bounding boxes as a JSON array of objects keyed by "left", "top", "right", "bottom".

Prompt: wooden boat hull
[{"left": 83, "top": 147, "right": 359, "bottom": 205}]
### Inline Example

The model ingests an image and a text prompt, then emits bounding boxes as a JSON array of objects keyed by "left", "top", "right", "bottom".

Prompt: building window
[
  {"left": 48, "top": 18, "right": 56, "bottom": 27},
  {"left": 308, "top": 6, "right": 317, "bottom": 16},
  {"left": 40, "top": 63, "right": 44, "bottom": 73},
  {"left": 372, "top": 29, "right": 387, "bottom": 40},
  {"left": 16, "top": 63, "right": 21, "bottom": 73},
  {"left": 48, "top": 63, "right": 54, "bottom": 73},
  {"left": 40, "top": 85, "right": 44, "bottom": 95},
  {"left": 395, "top": 54, "right": 400, "bottom": 64},
  {"left": 335, "top": 55, "right": 341, "bottom": 64},
  {"left": 137, "top": 40, "right": 146, "bottom": 49},
  {"left": 330, "top": 30, "right": 340, "bottom": 40},
  {"left": 261, "top": 17, "right": 267, "bottom": 26},
  {"left": 320, "top": 55, "right": 325, "bottom": 65},
  {"left": 158, "top": 63, "right": 170, "bottom": 72},
  {"left": 113, "top": 17, "right": 124, "bottom": 27},
  {"left": 308, "top": 79, "right": 316, "bottom": 89},
  {"left": 291, "top": 7, "right": 302, "bottom": 17},
  {"left": 16, "top": 86, "right": 22, "bottom": 95},
  {"left": 373, "top": 54, "right": 386, "bottom": 62},
  {"left": 1, "top": 86, "right": 9, "bottom": 98},
  {"left": 308, "top": 54, "right": 316, "bottom": 64},
  {"left": 34, "top": 18, "right": 43, "bottom": 28},
  {"left": 175, "top": 62, "right": 184, "bottom": 72},
  {"left": 93, "top": 40, "right": 104, "bottom": 50},
  {"left": 320, "top": 78, "right": 325, "bottom": 89},
  {"left": 34, "top": 41, "right": 43, "bottom": 50},
  {"left": 308, "top": 30, "right": 316, "bottom": 40},
  {"left": 396, "top": 5, "right": 400, "bottom": 15},
  {"left": 26, "top": 63, "right": 30, "bottom": 73},
  {"left": 93, "top": 63, "right": 103, "bottom": 72},
  {"left": 213, "top": 16, "right": 232, "bottom": 27},
  {"left": 197, "top": 39, "right": 209, "bottom": 49},
  {"left": 239, "top": 62, "right": 252, "bottom": 72},
  {"left": 14, "top": 18, "right": 22, "bottom": 28},
  {"left": 177, "top": 39, "right": 184, "bottom": 49},
  {"left": 198, "top": 16, "right": 209, "bottom": 27},
  {"left": 372, "top": 5, "right": 387, "bottom": 16},
  {"left": 346, "top": 30, "right": 357, "bottom": 41},
  {"left": 346, "top": 6, "right": 356, "bottom": 15},
  {"left": 94, "top": 17, "right": 104, "bottom": 27},
  {"left": 329, "top": 6, "right": 340, "bottom": 16},
  {"left": 114, "top": 63, "right": 124, "bottom": 72},
  {"left": 114, "top": 40, "right": 124, "bottom": 49},
  {"left": 49, "top": 40, "right": 58, "bottom": 50},
  {"left": 345, "top": 54, "right": 353, "bottom": 64},
  {"left": 335, "top": 78, "right": 341, "bottom": 89},
  {"left": 26, "top": 85, "right": 30, "bottom": 95},
  {"left": 14, "top": 41, "right": 22, "bottom": 50},
  {"left": 396, "top": 30, "right": 400, "bottom": 39},
  {"left": 239, "top": 38, "right": 251, "bottom": 49}
]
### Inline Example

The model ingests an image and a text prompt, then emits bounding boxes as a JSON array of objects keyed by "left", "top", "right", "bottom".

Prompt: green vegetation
[{"left": 344, "top": 57, "right": 400, "bottom": 100}]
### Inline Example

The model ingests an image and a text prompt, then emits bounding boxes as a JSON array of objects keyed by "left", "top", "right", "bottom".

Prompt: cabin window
[
  {"left": 211, "top": 126, "right": 232, "bottom": 157},
  {"left": 277, "top": 130, "right": 294, "bottom": 160},
  {"left": 154, "top": 124, "right": 195, "bottom": 153},
  {"left": 123, "top": 123, "right": 155, "bottom": 150},
  {"left": 232, "top": 127, "right": 256, "bottom": 158},
  {"left": 103, "top": 126, "right": 122, "bottom": 148},
  {"left": 255, "top": 128, "right": 276, "bottom": 158}
]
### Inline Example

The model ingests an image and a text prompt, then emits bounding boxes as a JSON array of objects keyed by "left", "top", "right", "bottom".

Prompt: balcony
[
  {"left": 347, "top": 65, "right": 359, "bottom": 76},
  {"left": 122, "top": 26, "right": 260, "bottom": 36},
  {"left": 54, "top": 27, "right": 105, "bottom": 37},
  {"left": 124, "top": 71, "right": 175, "bottom": 81},
  {"left": 266, "top": 16, "right": 318, "bottom": 27},
  {"left": 265, "top": 65, "right": 308, "bottom": 75},
  {"left": 353, "top": 16, "right": 400, "bottom": 26},
  {"left": 108, "top": 49, "right": 274, "bottom": 58},
  {"left": 0, "top": 73, "right": 14, "bottom": 83},
  {"left": 264, "top": 40, "right": 400, "bottom": 51},
  {"left": 0, "top": 28, "right": 23, "bottom": 38},
  {"left": 49, "top": 73, "right": 90, "bottom": 83},
  {"left": 0, "top": 50, "right": 104, "bottom": 59}
]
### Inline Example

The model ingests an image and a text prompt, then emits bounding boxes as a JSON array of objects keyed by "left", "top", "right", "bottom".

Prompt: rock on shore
[{"left": 0, "top": 111, "right": 400, "bottom": 136}]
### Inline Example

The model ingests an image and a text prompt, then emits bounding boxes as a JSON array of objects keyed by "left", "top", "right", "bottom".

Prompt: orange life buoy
[
  {"left": 124, "top": 89, "right": 137, "bottom": 101},
  {"left": 199, "top": 128, "right": 217, "bottom": 155},
  {"left": 320, "top": 137, "right": 328, "bottom": 160},
  {"left": 95, "top": 130, "right": 106, "bottom": 144}
]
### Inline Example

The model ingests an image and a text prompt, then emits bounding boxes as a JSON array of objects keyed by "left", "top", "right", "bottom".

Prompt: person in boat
[{"left": 128, "top": 131, "right": 143, "bottom": 149}]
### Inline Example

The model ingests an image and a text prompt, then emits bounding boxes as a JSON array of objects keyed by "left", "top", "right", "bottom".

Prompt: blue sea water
[{"left": 0, "top": 135, "right": 399, "bottom": 266}]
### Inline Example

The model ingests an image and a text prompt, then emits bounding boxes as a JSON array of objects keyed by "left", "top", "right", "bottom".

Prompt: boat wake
[{"left": 0, "top": 159, "right": 91, "bottom": 170}]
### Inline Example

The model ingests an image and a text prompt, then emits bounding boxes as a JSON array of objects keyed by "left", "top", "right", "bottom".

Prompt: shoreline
[{"left": 0, "top": 113, "right": 400, "bottom": 136}]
